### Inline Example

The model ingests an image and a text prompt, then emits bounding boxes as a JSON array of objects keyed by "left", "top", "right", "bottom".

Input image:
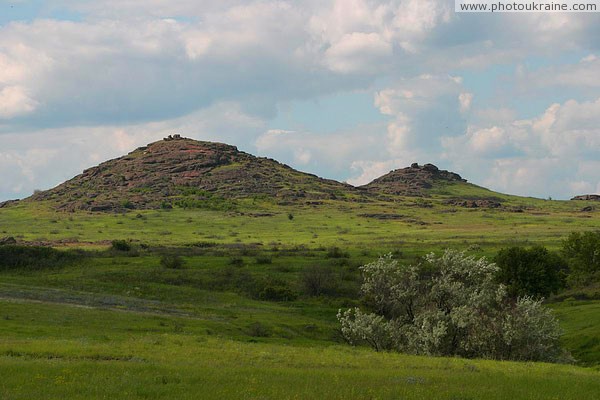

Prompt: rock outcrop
[
  {"left": 361, "top": 163, "right": 466, "bottom": 196},
  {"left": 0, "top": 200, "right": 19, "bottom": 209},
  {"left": 572, "top": 195, "right": 600, "bottom": 201},
  {"left": 444, "top": 199, "right": 502, "bottom": 209}
]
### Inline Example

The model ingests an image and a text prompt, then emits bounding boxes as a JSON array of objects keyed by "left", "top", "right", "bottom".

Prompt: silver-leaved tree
[{"left": 338, "top": 250, "right": 570, "bottom": 362}]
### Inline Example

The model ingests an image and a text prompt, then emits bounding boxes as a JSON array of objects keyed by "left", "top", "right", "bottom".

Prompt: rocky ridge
[
  {"left": 361, "top": 163, "right": 467, "bottom": 196},
  {"left": 572, "top": 195, "right": 600, "bottom": 201}
]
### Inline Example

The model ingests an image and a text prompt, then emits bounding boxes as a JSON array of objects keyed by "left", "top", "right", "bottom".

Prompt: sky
[{"left": 1, "top": 0, "right": 599, "bottom": 201}]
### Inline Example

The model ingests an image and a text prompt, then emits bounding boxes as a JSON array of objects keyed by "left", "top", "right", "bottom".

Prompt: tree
[
  {"left": 494, "top": 246, "right": 567, "bottom": 298},
  {"left": 562, "top": 231, "right": 600, "bottom": 285},
  {"left": 338, "top": 250, "right": 569, "bottom": 362}
]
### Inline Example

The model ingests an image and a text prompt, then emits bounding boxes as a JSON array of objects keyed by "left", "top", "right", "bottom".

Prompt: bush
[
  {"left": 258, "top": 281, "right": 297, "bottom": 301},
  {"left": 494, "top": 246, "right": 567, "bottom": 298},
  {"left": 160, "top": 255, "right": 185, "bottom": 269},
  {"left": 254, "top": 256, "right": 272, "bottom": 265},
  {"left": 247, "top": 322, "right": 270, "bottom": 337},
  {"left": 0, "top": 245, "right": 83, "bottom": 271},
  {"left": 229, "top": 257, "right": 244, "bottom": 267},
  {"left": 301, "top": 265, "right": 338, "bottom": 296},
  {"left": 338, "top": 250, "right": 569, "bottom": 362},
  {"left": 562, "top": 231, "right": 600, "bottom": 284},
  {"left": 326, "top": 246, "right": 349, "bottom": 259},
  {"left": 111, "top": 240, "right": 131, "bottom": 252}
]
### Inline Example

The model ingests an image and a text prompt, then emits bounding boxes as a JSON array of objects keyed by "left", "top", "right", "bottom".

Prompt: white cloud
[
  {"left": 0, "top": 86, "right": 37, "bottom": 118},
  {"left": 458, "top": 92, "right": 473, "bottom": 113},
  {"left": 255, "top": 124, "right": 386, "bottom": 179},
  {"left": 581, "top": 54, "right": 597, "bottom": 63},
  {"left": 442, "top": 97, "right": 600, "bottom": 198},
  {"left": 373, "top": 74, "right": 468, "bottom": 155},
  {"left": 324, "top": 32, "right": 392, "bottom": 73},
  {"left": 347, "top": 159, "right": 402, "bottom": 186},
  {"left": 516, "top": 56, "right": 600, "bottom": 93}
]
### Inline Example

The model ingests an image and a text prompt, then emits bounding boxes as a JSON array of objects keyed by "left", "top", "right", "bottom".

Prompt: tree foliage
[
  {"left": 338, "top": 250, "right": 569, "bottom": 362},
  {"left": 494, "top": 246, "right": 567, "bottom": 298},
  {"left": 562, "top": 231, "right": 600, "bottom": 285}
]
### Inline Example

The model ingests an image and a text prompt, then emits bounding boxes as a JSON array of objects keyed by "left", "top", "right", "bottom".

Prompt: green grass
[
  {"left": 0, "top": 195, "right": 597, "bottom": 253},
  {"left": 1, "top": 191, "right": 600, "bottom": 398},
  {"left": 1, "top": 300, "right": 599, "bottom": 400},
  {"left": 552, "top": 300, "right": 600, "bottom": 366}
]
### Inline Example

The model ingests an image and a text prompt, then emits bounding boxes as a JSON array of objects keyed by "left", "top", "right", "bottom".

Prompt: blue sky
[{"left": 1, "top": 0, "right": 599, "bottom": 201}]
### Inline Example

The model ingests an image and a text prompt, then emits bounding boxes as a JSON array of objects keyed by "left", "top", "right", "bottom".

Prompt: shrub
[
  {"left": 562, "top": 231, "right": 600, "bottom": 284},
  {"left": 258, "top": 282, "right": 297, "bottom": 301},
  {"left": 111, "top": 240, "right": 131, "bottom": 252},
  {"left": 121, "top": 200, "right": 134, "bottom": 209},
  {"left": 229, "top": 257, "right": 244, "bottom": 267},
  {"left": 326, "top": 246, "right": 349, "bottom": 259},
  {"left": 247, "top": 322, "right": 270, "bottom": 337},
  {"left": 254, "top": 256, "right": 272, "bottom": 265},
  {"left": 338, "top": 250, "right": 569, "bottom": 362},
  {"left": 301, "top": 265, "right": 338, "bottom": 296},
  {"left": 494, "top": 246, "right": 567, "bottom": 298},
  {"left": 160, "top": 255, "right": 185, "bottom": 269},
  {"left": 0, "top": 245, "right": 82, "bottom": 271}
]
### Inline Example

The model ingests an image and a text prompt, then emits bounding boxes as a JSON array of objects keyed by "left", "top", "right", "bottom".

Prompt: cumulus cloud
[
  {"left": 323, "top": 32, "right": 392, "bottom": 73},
  {"left": 1, "top": 1, "right": 600, "bottom": 201},
  {"left": 255, "top": 124, "right": 387, "bottom": 180},
  {"left": 442, "top": 97, "right": 600, "bottom": 198},
  {"left": 0, "top": 86, "right": 37, "bottom": 118},
  {"left": 373, "top": 74, "right": 468, "bottom": 154},
  {"left": 458, "top": 92, "right": 473, "bottom": 113},
  {"left": 515, "top": 55, "right": 600, "bottom": 94}
]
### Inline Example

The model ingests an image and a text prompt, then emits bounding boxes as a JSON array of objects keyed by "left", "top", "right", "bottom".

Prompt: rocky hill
[
  {"left": 30, "top": 136, "right": 361, "bottom": 211},
  {"left": 23, "top": 136, "right": 509, "bottom": 212},
  {"left": 361, "top": 163, "right": 467, "bottom": 196}
]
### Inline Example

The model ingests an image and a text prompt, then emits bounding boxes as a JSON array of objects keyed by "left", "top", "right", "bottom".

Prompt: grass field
[
  {"left": 1, "top": 193, "right": 599, "bottom": 398},
  {"left": 1, "top": 299, "right": 600, "bottom": 400},
  {"left": 0, "top": 194, "right": 597, "bottom": 252}
]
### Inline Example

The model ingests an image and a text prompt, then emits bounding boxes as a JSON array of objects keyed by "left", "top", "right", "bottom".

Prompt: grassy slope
[
  {"left": 552, "top": 300, "right": 600, "bottom": 366},
  {"left": 1, "top": 187, "right": 597, "bottom": 252},
  {"left": 1, "top": 300, "right": 599, "bottom": 400},
  {"left": 1, "top": 185, "right": 600, "bottom": 398}
]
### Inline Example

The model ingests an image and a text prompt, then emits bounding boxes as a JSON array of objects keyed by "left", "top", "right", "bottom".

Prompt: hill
[
  {"left": 362, "top": 162, "right": 466, "bottom": 196},
  {"left": 18, "top": 136, "right": 524, "bottom": 213},
  {"left": 29, "top": 136, "right": 362, "bottom": 212}
]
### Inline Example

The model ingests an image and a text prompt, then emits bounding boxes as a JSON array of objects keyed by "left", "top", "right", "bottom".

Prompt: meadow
[{"left": 1, "top": 194, "right": 600, "bottom": 399}]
